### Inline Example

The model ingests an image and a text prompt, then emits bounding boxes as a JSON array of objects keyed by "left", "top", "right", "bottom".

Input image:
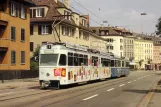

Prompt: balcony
[
  {"left": 0, "top": 12, "right": 9, "bottom": 25},
  {"left": 0, "top": 38, "right": 9, "bottom": 47}
]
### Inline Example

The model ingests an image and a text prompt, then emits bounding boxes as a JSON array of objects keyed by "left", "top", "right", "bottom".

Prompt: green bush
[{"left": 30, "top": 60, "right": 39, "bottom": 72}]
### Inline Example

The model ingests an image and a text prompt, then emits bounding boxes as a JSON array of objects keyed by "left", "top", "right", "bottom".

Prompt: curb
[
  {"left": 136, "top": 76, "right": 159, "bottom": 107},
  {"left": 0, "top": 78, "right": 39, "bottom": 84}
]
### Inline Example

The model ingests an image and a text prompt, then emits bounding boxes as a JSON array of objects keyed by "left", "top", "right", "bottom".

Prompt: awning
[{"left": 129, "top": 62, "right": 136, "bottom": 65}]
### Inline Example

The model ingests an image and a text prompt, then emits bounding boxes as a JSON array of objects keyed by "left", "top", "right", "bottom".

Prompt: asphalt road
[{"left": 0, "top": 71, "right": 159, "bottom": 107}]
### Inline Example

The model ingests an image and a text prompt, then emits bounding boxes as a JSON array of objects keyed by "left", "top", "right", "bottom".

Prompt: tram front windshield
[{"left": 40, "top": 54, "right": 58, "bottom": 66}]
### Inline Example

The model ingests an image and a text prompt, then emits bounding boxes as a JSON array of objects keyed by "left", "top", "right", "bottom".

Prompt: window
[
  {"left": 79, "top": 31, "right": 82, "bottom": 39},
  {"left": 100, "top": 30, "right": 105, "bottom": 35},
  {"left": 11, "top": 26, "right": 16, "bottom": 41},
  {"left": 71, "top": 29, "right": 75, "bottom": 37},
  {"left": 78, "top": 54, "right": 84, "bottom": 66},
  {"left": 30, "top": 26, "right": 33, "bottom": 35},
  {"left": 21, "top": 51, "right": 25, "bottom": 64},
  {"left": 84, "top": 55, "right": 88, "bottom": 66},
  {"left": 21, "top": 29, "right": 25, "bottom": 41},
  {"left": 120, "top": 46, "right": 123, "bottom": 50},
  {"left": 62, "top": 26, "right": 66, "bottom": 36},
  {"left": 110, "top": 46, "right": 113, "bottom": 50},
  {"left": 93, "top": 30, "right": 96, "bottom": 33},
  {"left": 20, "top": 5, "right": 26, "bottom": 19},
  {"left": 11, "top": 51, "right": 16, "bottom": 65},
  {"left": 122, "top": 61, "right": 125, "bottom": 67},
  {"left": 30, "top": 42, "right": 34, "bottom": 52},
  {"left": 92, "top": 56, "right": 98, "bottom": 66},
  {"left": 64, "top": 10, "right": 71, "bottom": 20},
  {"left": 10, "top": 2, "right": 16, "bottom": 16},
  {"left": 36, "top": 8, "right": 44, "bottom": 17},
  {"left": 68, "top": 53, "right": 74, "bottom": 66},
  {"left": 101, "top": 58, "right": 110, "bottom": 67},
  {"left": 38, "top": 25, "right": 52, "bottom": 35},
  {"left": 40, "top": 54, "right": 58, "bottom": 66},
  {"left": 120, "top": 39, "right": 123, "bottom": 43},
  {"left": 82, "top": 19, "right": 86, "bottom": 26},
  {"left": 111, "top": 60, "right": 115, "bottom": 67},
  {"left": 59, "top": 54, "right": 66, "bottom": 66},
  {"left": 83, "top": 32, "right": 89, "bottom": 41},
  {"left": 74, "top": 53, "right": 78, "bottom": 66}
]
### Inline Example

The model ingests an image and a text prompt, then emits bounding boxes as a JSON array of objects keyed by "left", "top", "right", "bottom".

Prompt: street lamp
[{"left": 140, "top": 13, "right": 147, "bottom": 35}]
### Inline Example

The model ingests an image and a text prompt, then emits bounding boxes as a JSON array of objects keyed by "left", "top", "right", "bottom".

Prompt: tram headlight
[{"left": 46, "top": 73, "right": 50, "bottom": 77}]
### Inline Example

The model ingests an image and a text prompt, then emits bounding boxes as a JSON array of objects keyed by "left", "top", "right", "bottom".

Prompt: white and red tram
[{"left": 39, "top": 42, "right": 129, "bottom": 89}]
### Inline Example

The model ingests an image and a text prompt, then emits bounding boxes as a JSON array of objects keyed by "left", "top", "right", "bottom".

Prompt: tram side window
[
  {"left": 68, "top": 53, "right": 74, "bottom": 66},
  {"left": 115, "top": 60, "right": 118, "bottom": 67},
  {"left": 74, "top": 53, "right": 78, "bottom": 66},
  {"left": 78, "top": 54, "right": 84, "bottom": 66},
  {"left": 92, "top": 56, "right": 98, "bottom": 66},
  {"left": 118, "top": 61, "right": 121, "bottom": 67},
  {"left": 122, "top": 61, "right": 125, "bottom": 67},
  {"left": 59, "top": 54, "right": 66, "bottom": 66},
  {"left": 111, "top": 60, "right": 115, "bottom": 67},
  {"left": 84, "top": 55, "right": 88, "bottom": 66},
  {"left": 126, "top": 62, "right": 129, "bottom": 67},
  {"left": 101, "top": 58, "right": 109, "bottom": 67}
]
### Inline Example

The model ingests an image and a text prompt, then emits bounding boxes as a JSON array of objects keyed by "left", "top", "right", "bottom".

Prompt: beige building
[
  {"left": 123, "top": 36, "right": 134, "bottom": 60},
  {"left": 30, "top": 0, "right": 108, "bottom": 57},
  {"left": 134, "top": 36, "right": 153, "bottom": 69}
]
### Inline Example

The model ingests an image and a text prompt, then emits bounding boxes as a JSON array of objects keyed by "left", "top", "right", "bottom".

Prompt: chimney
[
  {"left": 54, "top": 0, "right": 58, "bottom": 3},
  {"left": 64, "top": 0, "right": 70, "bottom": 9}
]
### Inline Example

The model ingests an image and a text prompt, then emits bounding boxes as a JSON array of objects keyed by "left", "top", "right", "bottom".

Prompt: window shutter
[
  {"left": 9, "top": 2, "right": 11, "bottom": 15},
  {"left": 49, "top": 25, "right": 52, "bottom": 34},
  {"left": 16, "top": 4, "right": 19, "bottom": 17},
  {"left": 41, "top": 8, "right": 44, "bottom": 17},
  {"left": 33, "top": 9, "right": 36, "bottom": 18},
  {"left": 30, "top": 26, "right": 33, "bottom": 35},
  {"left": 38, "top": 25, "right": 41, "bottom": 35},
  {"left": 30, "top": 42, "right": 34, "bottom": 52},
  {"left": 19, "top": 5, "right": 21, "bottom": 18},
  {"left": 25, "top": 7, "right": 27, "bottom": 19},
  {"left": 30, "top": 9, "right": 32, "bottom": 18}
]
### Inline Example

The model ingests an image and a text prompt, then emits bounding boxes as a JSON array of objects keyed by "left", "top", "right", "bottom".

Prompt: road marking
[
  {"left": 128, "top": 81, "right": 132, "bottom": 83},
  {"left": 107, "top": 88, "right": 115, "bottom": 92},
  {"left": 119, "top": 84, "right": 125, "bottom": 87},
  {"left": 83, "top": 94, "right": 99, "bottom": 101},
  {"left": 0, "top": 92, "right": 13, "bottom": 96}
]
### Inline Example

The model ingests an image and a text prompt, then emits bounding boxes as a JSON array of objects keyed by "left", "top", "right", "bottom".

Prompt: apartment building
[
  {"left": 151, "top": 37, "right": 161, "bottom": 70},
  {"left": 90, "top": 27, "right": 133, "bottom": 58},
  {"left": 123, "top": 36, "right": 134, "bottom": 60},
  {"left": 30, "top": 0, "right": 107, "bottom": 56},
  {"left": 0, "top": 0, "right": 34, "bottom": 78},
  {"left": 134, "top": 36, "right": 153, "bottom": 69}
]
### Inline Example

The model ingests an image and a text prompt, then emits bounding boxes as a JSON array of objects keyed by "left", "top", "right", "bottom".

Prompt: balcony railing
[{"left": 0, "top": 38, "right": 9, "bottom": 47}]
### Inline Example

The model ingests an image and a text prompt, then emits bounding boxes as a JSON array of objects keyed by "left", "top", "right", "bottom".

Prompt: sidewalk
[
  {"left": 0, "top": 78, "right": 39, "bottom": 90},
  {"left": 148, "top": 79, "right": 161, "bottom": 107}
]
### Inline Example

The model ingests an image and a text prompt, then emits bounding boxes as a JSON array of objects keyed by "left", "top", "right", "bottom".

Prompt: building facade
[
  {"left": 123, "top": 36, "right": 134, "bottom": 60},
  {"left": 0, "top": 0, "right": 33, "bottom": 77},
  {"left": 134, "top": 37, "right": 153, "bottom": 69},
  {"left": 90, "top": 27, "right": 133, "bottom": 58},
  {"left": 30, "top": 0, "right": 108, "bottom": 57}
]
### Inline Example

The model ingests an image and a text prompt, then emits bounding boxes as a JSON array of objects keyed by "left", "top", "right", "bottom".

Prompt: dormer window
[
  {"left": 30, "top": 8, "right": 44, "bottom": 18},
  {"left": 64, "top": 10, "right": 71, "bottom": 20},
  {"left": 36, "top": 8, "right": 44, "bottom": 17},
  {"left": 100, "top": 30, "right": 105, "bottom": 35},
  {"left": 82, "top": 19, "right": 86, "bottom": 27}
]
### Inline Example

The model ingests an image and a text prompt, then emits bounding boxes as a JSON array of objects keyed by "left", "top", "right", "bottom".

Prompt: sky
[{"left": 70, "top": 0, "right": 161, "bottom": 35}]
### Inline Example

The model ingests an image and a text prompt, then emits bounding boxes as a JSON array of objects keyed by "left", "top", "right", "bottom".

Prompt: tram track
[{"left": 0, "top": 72, "right": 153, "bottom": 107}]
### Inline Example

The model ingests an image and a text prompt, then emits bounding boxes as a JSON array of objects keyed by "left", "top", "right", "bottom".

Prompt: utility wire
[{"left": 72, "top": 0, "right": 105, "bottom": 22}]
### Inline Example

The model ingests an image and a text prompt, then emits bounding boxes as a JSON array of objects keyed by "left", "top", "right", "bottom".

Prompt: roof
[
  {"left": 90, "top": 27, "right": 120, "bottom": 36},
  {"left": 31, "top": 0, "right": 62, "bottom": 22}
]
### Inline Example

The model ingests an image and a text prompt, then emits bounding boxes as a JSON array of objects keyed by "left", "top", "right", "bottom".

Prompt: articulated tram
[{"left": 39, "top": 42, "right": 130, "bottom": 89}]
